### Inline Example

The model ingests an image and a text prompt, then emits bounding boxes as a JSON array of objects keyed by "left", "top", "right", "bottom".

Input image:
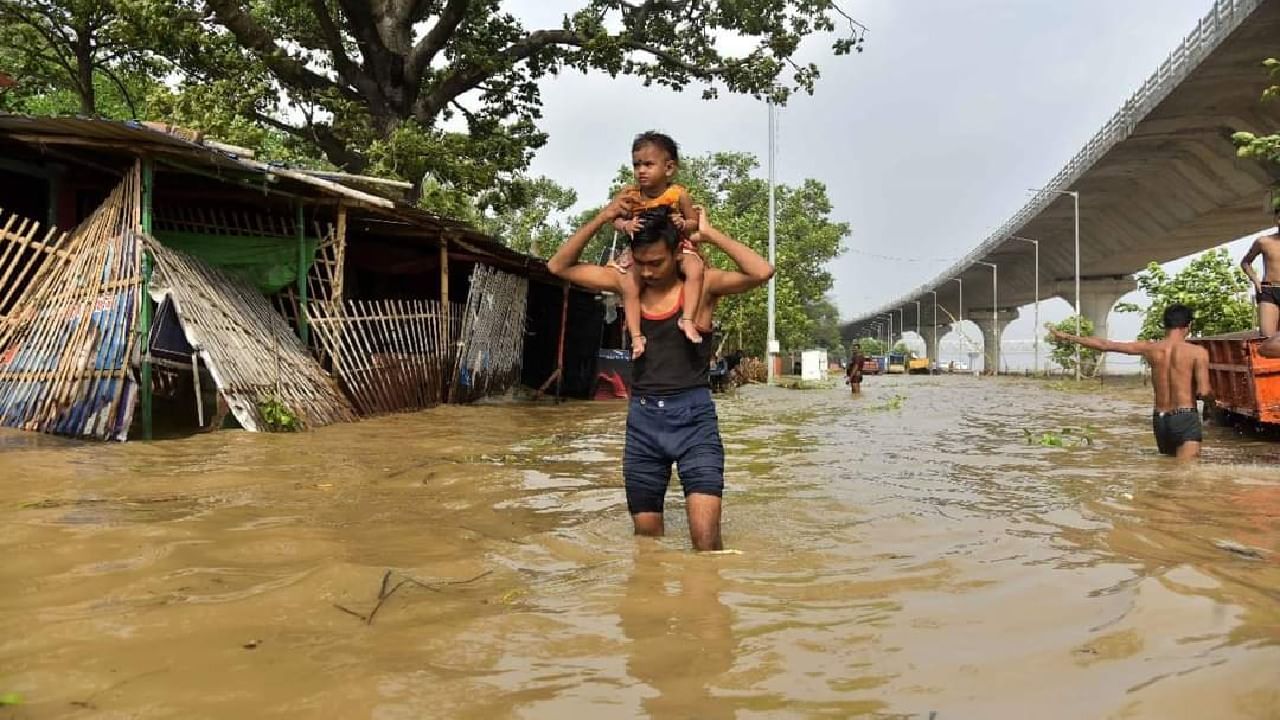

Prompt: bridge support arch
[{"left": 969, "top": 309, "right": 1020, "bottom": 374}]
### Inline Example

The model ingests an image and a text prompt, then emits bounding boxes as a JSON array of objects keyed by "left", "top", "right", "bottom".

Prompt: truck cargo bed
[{"left": 1193, "top": 332, "right": 1280, "bottom": 423}]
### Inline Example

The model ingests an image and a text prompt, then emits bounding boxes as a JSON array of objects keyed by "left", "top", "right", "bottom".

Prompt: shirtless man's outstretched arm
[{"left": 1048, "top": 330, "right": 1152, "bottom": 357}]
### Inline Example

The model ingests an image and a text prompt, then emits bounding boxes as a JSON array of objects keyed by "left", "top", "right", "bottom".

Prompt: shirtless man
[
  {"left": 1051, "top": 304, "right": 1212, "bottom": 460},
  {"left": 1240, "top": 206, "right": 1280, "bottom": 338}
]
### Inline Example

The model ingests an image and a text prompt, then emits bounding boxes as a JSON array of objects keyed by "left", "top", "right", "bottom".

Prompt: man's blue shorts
[{"left": 622, "top": 387, "right": 725, "bottom": 514}]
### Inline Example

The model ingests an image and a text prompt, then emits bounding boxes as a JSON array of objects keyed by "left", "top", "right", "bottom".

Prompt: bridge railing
[{"left": 854, "top": 0, "right": 1265, "bottom": 324}]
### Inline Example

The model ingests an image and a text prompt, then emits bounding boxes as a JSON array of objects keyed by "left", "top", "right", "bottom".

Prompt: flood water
[{"left": 1, "top": 376, "right": 1278, "bottom": 719}]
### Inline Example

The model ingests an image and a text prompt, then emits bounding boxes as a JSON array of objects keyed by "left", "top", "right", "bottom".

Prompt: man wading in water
[
  {"left": 548, "top": 196, "right": 773, "bottom": 550},
  {"left": 1051, "top": 304, "right": 1212, "bottom": 461}
]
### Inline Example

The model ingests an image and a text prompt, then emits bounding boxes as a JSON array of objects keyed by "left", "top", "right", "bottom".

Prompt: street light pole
[
  {"left": 977, "top": 261, "right": 998, "bottom": 375},
  {"left": 766, "top": 100, "right": 777, "bottom": 385},
  {"left": 951, "top": 277, "right": 963, "bottom": 351},
  {"left": 1073, "top": 190, "right": 1081, "bottom": 381},
  {"left": 1012, "top": 235, "right": 1040, "bottom": 374},
  {"left": 929, "top": 290, "right": 938, "bottom": 363},
  {"left": 1030, "top": 186, "right": 1082, "bottom": 381}
]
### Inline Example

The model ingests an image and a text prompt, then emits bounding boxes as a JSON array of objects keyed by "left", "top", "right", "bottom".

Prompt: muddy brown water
[{"left": 1, "top": 376, "right": 1278, "bottom": 719}]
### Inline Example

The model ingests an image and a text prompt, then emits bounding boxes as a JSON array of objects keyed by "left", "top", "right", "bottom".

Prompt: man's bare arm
[
  {"left": 546, "top": 198, "right": 627, "bottom": 293},
  {"left": 693, "top": 207, "right": 774, "bottom": 297},
  {"left": 673, "top": 187, "right": 698, "bottom": 235},
  {"left": 1242, "top": 240, "right": 1263, "bottom": 291},
  {"left": 1050, "top": 329, "right": 1151, "bottom": 355}
]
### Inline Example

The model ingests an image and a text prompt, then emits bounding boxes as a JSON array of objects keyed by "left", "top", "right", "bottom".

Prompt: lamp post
[
  {"left": 895, "top": 308, "right": 905, "bottom": 352},
  {"left": 929, "top": 290, "right": 938, "bottom": 364},
  {"left": 1030, "top": 186, "right": 1081, "bottom": 381},
  {"left": 1011, "top": 235, "right": 1040, "bottom": 374},
  {"left": 951, "top": 276, "right": 964, "bottom": 351},
  {"left": 977, "top": 261, "right": 998, "bottom": 375},
  {"left": 766, "top": 100, "right": 777, "bottom": 384}
]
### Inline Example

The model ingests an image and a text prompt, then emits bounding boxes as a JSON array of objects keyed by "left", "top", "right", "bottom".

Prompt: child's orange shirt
[{"left": 622, "top": 184, "right": 685, "bottom": 211}]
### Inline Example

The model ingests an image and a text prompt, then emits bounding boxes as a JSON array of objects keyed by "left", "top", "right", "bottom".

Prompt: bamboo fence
[
  {"left": 449, "top": 265, "right": 528, "bottom": 404},
  {"left": 146, "top": 237, "right": 355, "bottom": 431},
  {"left": 307, "top": 298, "right": 464, "bottom": 416},
  {"left": 0, "top": 208, "right": 70, "bottom": 323},
  {"left": 0, "top": 171, "right": 141, "bottom": 440}
]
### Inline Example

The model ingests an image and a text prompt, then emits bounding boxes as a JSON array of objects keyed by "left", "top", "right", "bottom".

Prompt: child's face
[{"left": 632, "top": 144, "right": 676, "bottom": 191}]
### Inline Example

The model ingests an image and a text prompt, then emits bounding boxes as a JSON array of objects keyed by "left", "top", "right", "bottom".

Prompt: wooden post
[
  {"left": 439, "top": 236, "right": 450, "bottom": 339},
  {"left": 140, "top": 157, "right": 154, "bottom": 440},
  {"left": 296, "top": 204, "right": 310, "bottom": 345},
  {"left": 46, "top": 174, "right": 59, "bottom": 229},
  {"left": 555, "top": 283, "right": 569, "bottom": 402},
  {"left": 333, "top": 203, "right": 347, "bottom": 304}
]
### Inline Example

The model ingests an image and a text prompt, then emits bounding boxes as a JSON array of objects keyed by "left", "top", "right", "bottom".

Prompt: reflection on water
[{"left": 1, "top": 376, "right": 1278, "bottom": 718}]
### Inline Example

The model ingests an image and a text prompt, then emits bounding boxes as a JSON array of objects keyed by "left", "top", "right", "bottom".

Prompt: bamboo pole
[
  {"left": 439, "top": 237, "right": 450, "bottom": 338},
  {"left": 296, "top": 204, "right": 309, "bottom": 345},
  {"left": 140, "top": 157, "right": 154, "bottom": 439}
]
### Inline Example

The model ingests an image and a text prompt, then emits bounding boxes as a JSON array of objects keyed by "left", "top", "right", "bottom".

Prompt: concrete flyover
[{"left": 844, "top": 0, "right": 1280, "bottom": 370}]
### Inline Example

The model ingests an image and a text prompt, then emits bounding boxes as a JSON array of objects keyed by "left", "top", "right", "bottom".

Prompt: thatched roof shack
[{"left": 0, "top": 115, "right": 604, "bottom": 439}]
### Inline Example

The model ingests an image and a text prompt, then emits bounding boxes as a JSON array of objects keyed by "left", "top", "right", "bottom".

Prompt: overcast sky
[{"left": 515, "top": 0, "right": 1262, "bottom": 350}]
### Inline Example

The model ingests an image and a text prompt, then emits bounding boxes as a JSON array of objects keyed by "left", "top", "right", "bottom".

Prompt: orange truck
[{"left": 1193, "top": 332, "right": 1280, "bottom": 424}]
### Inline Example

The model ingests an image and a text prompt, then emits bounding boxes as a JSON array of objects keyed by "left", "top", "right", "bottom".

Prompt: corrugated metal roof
[{"left": 0, "top": 114, "right": 557, "bottom": 281}]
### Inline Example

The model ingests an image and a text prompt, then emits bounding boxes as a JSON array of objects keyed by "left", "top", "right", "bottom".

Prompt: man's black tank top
[{"left": 632, "top": 294, "right": 712, "bottom": 396}]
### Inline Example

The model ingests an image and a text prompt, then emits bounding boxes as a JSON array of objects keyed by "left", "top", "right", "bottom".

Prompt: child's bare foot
[
  {"left": 678, "top": 317, "right": 703, "bottom": 344},
  {"left": 631, "top": 334, "right": 647, "bottom": 359}
]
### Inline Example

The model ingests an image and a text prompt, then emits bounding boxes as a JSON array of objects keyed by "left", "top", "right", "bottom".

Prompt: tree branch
[
  {"left": 306, "top": 0, "right": 382, "bottom": 102},
  {"left": 414, "top": 27, "right": 738, "bottom": 123},
  {"left": 98, "top": 63, "right": 138, "bottom": 118},
  {"left": 11, "top": 0, "right": 77, "bottom": 49},
  {"left": 413, "top": 28, "right": 581, "bottom": 122},
  {"left": 251, "top": 110, "right": 367, "bottom": 171},
  {"left": 406, "top": 0, "right": 469, "bottom": 84},
  {"left": 204, "top": 0, "right": 358, "bottom": 101},
  {"left": 0, "top": 4, "right": 78, "bottom": 78}
]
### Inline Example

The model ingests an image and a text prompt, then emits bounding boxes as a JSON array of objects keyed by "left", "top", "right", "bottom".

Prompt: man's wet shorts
[
  {"left": 623, "top": 387, "right": 725, "bottom": 514},
  {"left": 1257, "top": 283, "right": 1280, "bottom": 305},
  {"left": 1151, "top": 408, "right": 1203, "bottom": 456}
]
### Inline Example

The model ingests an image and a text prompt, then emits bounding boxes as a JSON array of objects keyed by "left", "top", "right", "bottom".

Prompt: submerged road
[{"left": 1, "top": 377, "right": 1277, "bottom": 718}]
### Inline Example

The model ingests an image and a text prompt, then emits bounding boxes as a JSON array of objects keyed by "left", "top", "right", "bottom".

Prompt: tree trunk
[{"left": 75, "top": 28, "right": 95, "bottom": 115}]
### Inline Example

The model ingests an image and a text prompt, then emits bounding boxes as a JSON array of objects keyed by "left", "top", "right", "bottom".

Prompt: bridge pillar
[
  {"left": 1054, "top": 276, "right": 1137, "bottom": 339},
  {"left": 969, "top": 308, "right": 1020, "bottom": 375},
  {"left": 919, "top": 323, "right": 941, "bottom": 361}
]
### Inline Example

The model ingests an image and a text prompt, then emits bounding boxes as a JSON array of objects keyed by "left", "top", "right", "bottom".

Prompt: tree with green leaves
[
  {"left": 855, "top": 337, "right": 883, "bottom": 356},
  {"left": 133, "top": 0, "right": 864, "bottom": 212},
  {"left": 477, "top": 176, "right": 578, "bottom": 256},
  {"left": 1231, "top": 57, "right": 1280, "bottom": 173},
  {"left": 0, "top": 0, "right": 158, "bottom": 117},
  {"left": 1115, "top": 248, "right": 1254, "bottom": 340},
  {"left": 1045, "top": 315, "right": 1100, "bottom": 376},
  {"left": 803, "top": 296, "right": 843, "bottom": 351}
]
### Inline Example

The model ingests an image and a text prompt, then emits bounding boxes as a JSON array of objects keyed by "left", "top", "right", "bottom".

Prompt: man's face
[
  {"left": 632, "top": 144, "right": 675, "bottom": 191},
  {"left": 630, "top": 241, "right": 678, "bottom": 287}
]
